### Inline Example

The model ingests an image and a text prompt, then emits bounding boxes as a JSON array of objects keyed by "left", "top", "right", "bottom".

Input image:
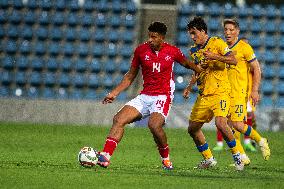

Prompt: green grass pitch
[{"left": 0, "top": 122, "right": 283, "bottom": 189}]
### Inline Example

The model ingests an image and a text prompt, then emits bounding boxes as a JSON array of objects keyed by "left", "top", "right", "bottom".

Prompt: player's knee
[
  {"left": 215, "top": 117, "right": 227, "bottom": 129},
  {"left": 112, "top": 114, "right": 127, "bottom": 127}
]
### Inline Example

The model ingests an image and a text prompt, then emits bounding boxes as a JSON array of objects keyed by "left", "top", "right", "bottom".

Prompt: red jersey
[{"left": 131, "top": 42, "right": 187, "bottom": 96}]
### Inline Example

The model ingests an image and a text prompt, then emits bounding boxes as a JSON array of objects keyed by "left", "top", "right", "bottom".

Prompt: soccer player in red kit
[{"left": 97, "top": 21, "right": 201, "bottom": 170}]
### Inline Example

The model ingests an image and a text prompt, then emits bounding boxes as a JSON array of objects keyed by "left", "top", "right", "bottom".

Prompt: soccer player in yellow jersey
[
  {"left": 186, "top": 17, "right": 244, "bottom": 171},
  {"left": 223, "top": 19, "right": 270, "bottom": 162}
]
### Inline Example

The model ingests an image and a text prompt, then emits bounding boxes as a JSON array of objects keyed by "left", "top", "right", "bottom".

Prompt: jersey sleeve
[
  {"left": 216, "top": 38, "right": 232, "bottom": 56},
  {"left": 243, "top": 43, "right": 257, "bottom": 63},
  {"left": 131, "top": 47, "right": 140, "bottom": 68},
  {"left": 174, "top": 47, "right": 187, "bottom": 63}
]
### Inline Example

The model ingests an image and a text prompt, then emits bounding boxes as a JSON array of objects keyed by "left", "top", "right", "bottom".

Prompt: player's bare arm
[
  {"left": 249, "top": 59, "right": 261, "bottom": 105},
  {"left": 183, "top": 73, "right": 198, "bottom": 99},
  {"left": 203, "top": 50, "right": 237, "bottom": 65},
  {"left": 102, "top": 66, "right": 139, "bottom": 104},
  {"left": 180, "top": 59, "right": 202, "bottom": 73}
]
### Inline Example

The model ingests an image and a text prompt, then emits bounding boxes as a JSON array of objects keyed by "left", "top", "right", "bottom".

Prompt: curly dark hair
[
  {"left": 187, "top": 16, "right": 207, "bottom": 34},
  {"left": 148, "top": 21, "right": 167, "bottom": 36}
]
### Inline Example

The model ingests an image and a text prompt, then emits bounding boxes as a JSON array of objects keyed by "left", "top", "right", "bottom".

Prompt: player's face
[
  {"left": 188, "top": 28, "right": 206, "bottom": 46},
  {"left": 224, "top": 23, "right": 240, "bottom": 45},
  {"left": 148, "top": 32, "right": 164, "bottom": 51}
]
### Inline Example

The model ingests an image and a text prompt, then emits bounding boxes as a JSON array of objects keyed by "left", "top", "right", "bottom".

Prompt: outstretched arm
[
  {"left": 180, "top": 58, "right": 202, "bottom": 73},
  {"left": 249, "top": 59, "right": 261, "bottom": 106},
  {"left": 183, "top": 73, "right": 198, "bottom": 99},
  {"left": 102, "top": 65, "right": 139, "bottom": 104},
  {"left": 203, "top": 50, "right": 237, "bottom": 65}
]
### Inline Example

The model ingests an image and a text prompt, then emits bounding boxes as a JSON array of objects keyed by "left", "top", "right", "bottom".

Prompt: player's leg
[
  {"left": 148, "top": 112, "right": 173, "bottom": 170},
  {"left": 215, "top": 116, "right": 244, "bottom": 171},
  {"left": 213, "top": 129, "right": 224, "bottom": 151},
  {"left": 98, "top": 105, "right": 142, "bottom": 167},
  {"left": 244, "top": 111, "right": 257, "bottom": 151},
  {"left": 188, "top": 121, "right": 217, "bottom": 169}
]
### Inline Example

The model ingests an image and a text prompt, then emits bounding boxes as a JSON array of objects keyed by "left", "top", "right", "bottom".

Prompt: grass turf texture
[{"left": 0, "top": 122, "right": 283, "bottom": 189}]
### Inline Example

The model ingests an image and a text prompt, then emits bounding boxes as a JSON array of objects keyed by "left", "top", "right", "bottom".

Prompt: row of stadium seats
[{"left": 0, "top": 0, "right": 137, "bottom": 14}]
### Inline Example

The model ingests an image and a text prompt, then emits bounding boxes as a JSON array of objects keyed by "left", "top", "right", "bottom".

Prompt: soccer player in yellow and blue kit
[
  {"left": 223, "top": 19, "right": 270, "bottom": 162},
  {"left": 186, "top": 17, "right": 244, "bottom": 170}
]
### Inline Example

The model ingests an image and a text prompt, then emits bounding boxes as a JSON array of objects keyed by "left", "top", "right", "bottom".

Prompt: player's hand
[
  {"left": 203, "top": 50, "right": 216, "bottom": 60},
  {"left": 102, "top": 92, "right": 117, "bottom": 104},
  {"left": 183, "top": 87, "right": 191, "bottom": 99},
  {"left": 250, "top": 91, "right": 260, "bottom": 106},
  {"left": 200, "top": 62, "right": 209, "bottom": 69}
]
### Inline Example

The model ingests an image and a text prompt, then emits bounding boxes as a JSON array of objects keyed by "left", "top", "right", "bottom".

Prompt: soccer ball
[{"left": 78, "top": 146, "right": 98, "bottom": 168}]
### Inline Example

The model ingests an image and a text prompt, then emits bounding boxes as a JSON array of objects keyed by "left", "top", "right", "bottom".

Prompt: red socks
[
  {"left": 217, "top": 129, "right": 223, "bottom": 142},
  {"left": 102, "top": 137, "right": 119, "bottom": 156},
  {"left": 158, "top": 144, "right": 169, "bottom": 159}
]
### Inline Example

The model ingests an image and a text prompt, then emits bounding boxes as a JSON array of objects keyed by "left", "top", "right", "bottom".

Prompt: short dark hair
[
  {"left": 223, "top": 18, "right": 239, "bottom": 29},
  {"left": 187, "top": 16, "right": 207, "bottom": 33},
  {"left": 148, "top": 21, "right": 167, "bottom": 36}
]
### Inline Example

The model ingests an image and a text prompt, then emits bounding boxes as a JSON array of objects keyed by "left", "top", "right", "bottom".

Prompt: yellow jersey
[
  {"left": 227, "top": 39, "right": 256, "bottom": 98},
  {"left": 190, "top": 37, "right": 232, "bottom": 96}
]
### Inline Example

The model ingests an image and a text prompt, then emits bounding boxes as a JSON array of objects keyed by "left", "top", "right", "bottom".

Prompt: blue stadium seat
[
  {"left": 280, "top": 22, "right": 284, "bottom": 34},
  {"left": 7, "top": 24, "right": 19, "bottom": 39},
  {"left": 39, "top": 0, "right": 52, "bottom": 10},
  {"left": 178, "top": 3, "right": 193, "bottom": 16},
  {"left": 279, "top": 37, "right": 284, "bottom": 49},
  {"left": 251, "top": 4, "right": 264, "bottom": 18},
  {"left": 276, "top": 81, "right": 284, "bottom": 96},
  {"left": 29, "top": 71, "right": 42, "bottom": 86},
  {"left": 263, "top": 50, "right": 276, "bottom": 64},
  {"left": 119, "top": 59, "right": 129, "bottom": 74},
  {"left": 126, "top": 1, "right": 137, "bottom": 14},
  {"left": 108, "top": 30, "right": 120, "bottom": 42},
  {"left": 42, "top": 87, "right": 56, "bottom": 99},
  {"left": 279, "top": 66, "right": 284, "bottom": 79},
  {"left": 260, "top": 95, "right": 274, "bottom": 107},
  {"left": 173, "top": 92, "right": 185, "bottom": 104},
  {"left": 79, "top": 28, "right": 91, "bottom": 41},
  {"left": 5, "top": 40, "right": 17, "bottom": 54},
  {"left": 120, "top": 45, "right": 132, "bottom": 58},
  {"left": 92, "top": 44, "right": 104, "bottom": 57},
  {"left": 110, "top": 15, "right": 122, "bottom": 28},
  {"left": 238, "top": 18, "right": 249, "bottom": 32},
  {"left": 264, "top": 21, "right": 277, "bottom": 34},
  {"left": 21, "top": 25, "right": 33, "bottom": 40},
  {"left": 54, "top": 0, "right": 65, "bottom": 10},
  {"left": 49, "top": 42, "right": 61, "bottom": 56},
  {"left": 276, "top": 97, "right": 284, "bottom": 107},
  {"left": 124, "top": 14, "right": 135, "bottom": 28},
  {"left": 67, "top": 13, "right": 79, "bottom": 27},
  {"left": 111, "top": 0, "right": 123, "bottom": 13},
  {"left": 57, "top": 88, "right": 68, "bottom": 99},
  {"left": 0, "top": 0, "right": 9, "bottom": 8},
  {"left": 27, "top": 86, "right": 40, "bottom": 98},
  {"left": 0, "top": 10, "right": 7, "bottom": 24},
  {"left": 36, "top": 26, "right": 48, "bottom": 40},
  {"left": 262, "top": 65, "right": 275, "bottom": 79},
  {"left": 30, "top": 57, "right": 44, "bottom": 71},
  {"left": 106, "top": 43, "right": 118, "bottom": 57},
  {"left": 89, "top": 59, "right": 101, "bottom": 73},
  {"left": 104, "top": 59, "right": 116, "bottom": 73},
  {"left": 1, "top": 70, "right": 13, "bottom": 85},
  {"left": 101, "top": 74, "right": 114, "bottom": 89},
  {"left": 2, "top": 56, "right": 15, "bottom": 70},
  {"left": 176, "top": 31, "right": 189, "bottom": 46},
  {"left": 65, "top": 28, "right": 77, "bottom": 41},
  {"left": 42, "top": 72, "right": 56, "bottom": 87},
  {"left": 208, "top": 18, "right": 219, "bottom": 31},
  {"left": 53, "top": 12, "right": 64, "bottom": 26},
  {"left": 0, "top": 26, "right": 4, "bottom": 39},
  {"left": 196, "top": 3, "right": 206, "bottom": 16},
  {"left": 77, "top": 43, "right": 89, "bottom": 57},
  {"left": 178, "top": 16, "right": 189, "bottom": 30},
  {"left": 88, "top": 74, "right": 99, "bottom": 88},
  {"left": 68, "top": 0, "right": 80, "bottom": 12},
  {"left": 249, "top": 36, "right": 262, "bottom": 49},
  {"left": 75, "top": 58, "right": 88, "bottom": 72},
  {"left": 73, "top": 73, "right": 87, "bottom": 88},
  {"left": 58, "top": 73, "right": 71, "bottom": 87},
  {"left": 264, "top": 35, "right": 276, "bottom": 49},
  {"left": 174, "top": 64, "right": 188, "bottom": 76},
  {"left": 265, "top": 4, "right": 277, "bottom": 19},
  {"left": 50, "top": 27, "right": 63, "bottom": 41},
  {"left": 16, "top": 56, "right": 29, "bottom": 70},
  {"left": 34, "top": 42, "right": 46, "bottom": 56},
  {"left": 24, "top": 11, "right": 36, "bottom": 25},
  {"left": 27, "top": 0, "right": 37, "bottom": 9},
  {"left": 69, "top": 89, "right": 84, "bottom": 100},
  {"left": 223, "top": 3, "right": 235, "bottom": 17},
  {"left": 85, "top": 89, "right": 97, "bottom": 100},
  {"left": 113, "top": 74, "right": 123, "bottom": 85},
  {"left": 97, "top": 0, "right": 109, "bottom": 12},
  {"left": 60, "top": 58, "right": 73, "bottom": 72},
  {"left": 9, "top": 10, "right": 21, "bottom": 24},
  {"left": 63, "top": 43, "right": 75, "bottom": 57},
  {"left": 121, "top": 29, "right": 134, "bottom": 44},
  {"left": 95, "top": 13, "right": 107, "bottom": 27},
  {"left": 15, "top": 71, "right": 26, "bottom": 85},
  {"left": 0, "top": 86, "right": 9, "bottom": 97},
  {"left": 81, "top": 14, "right": 93, "bottom": 27},
  {"left": 261, "top": 80, "right": 274, "bottom": 95},
  {"left": 38, "top": 11, "right": 50, "bottom": 25},
  {"left": 93, "top": 29, "right": 105, "bottom": 42},
  {"left": 46, "top": 58, "right": 58, "bottom": 71},
  {"left": 83, "top": 0, "right": 95, "bottom": 12},
  {"left": 208, "top": 3, "right": 221, "bottom": 17},
  {"left": 251, "top": 20, "right": 262, "bottom": 33}
]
